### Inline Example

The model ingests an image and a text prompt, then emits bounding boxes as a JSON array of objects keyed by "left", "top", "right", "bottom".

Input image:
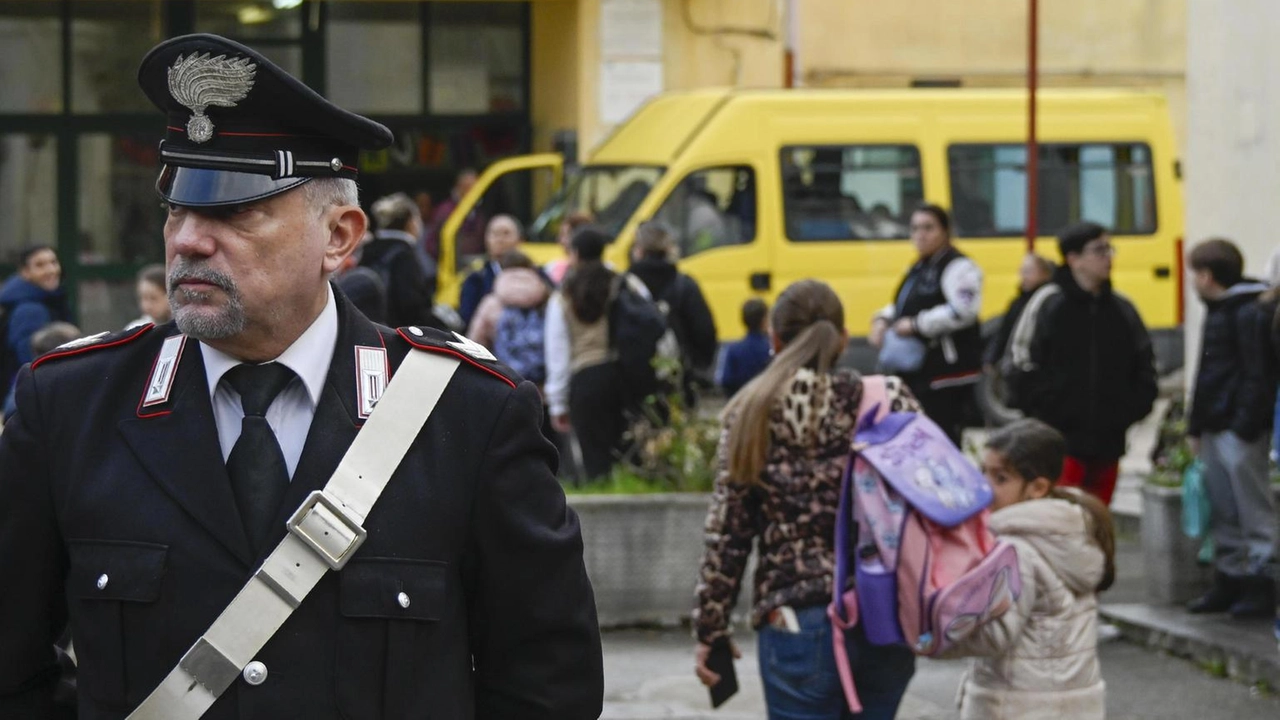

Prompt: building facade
[{"left": 0, "top": 0, "right": 1186, "bottom": 331}]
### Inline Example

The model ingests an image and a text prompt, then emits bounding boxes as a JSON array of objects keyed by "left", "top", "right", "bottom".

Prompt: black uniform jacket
[{"left": 0, "top": 290, "right": 604, "bottom": 720}]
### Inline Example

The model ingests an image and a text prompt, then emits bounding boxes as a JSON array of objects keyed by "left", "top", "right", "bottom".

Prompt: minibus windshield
[{"left": 529, "top": 165, "right": 664, "bottom": 241}]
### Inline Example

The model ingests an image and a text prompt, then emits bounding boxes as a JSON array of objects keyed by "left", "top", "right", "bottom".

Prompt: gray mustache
[{"left": 168, "top": 262, "right": 236, "bottom": 295}]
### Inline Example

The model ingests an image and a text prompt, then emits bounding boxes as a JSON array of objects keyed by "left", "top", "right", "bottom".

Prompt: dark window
[
  {"left": 652, "top": 166, "right": 756, "bottom": 258},
  {"left": 71, "top": 1, "right": 164, "bottom": 113},
  {"left": 78, "top": 132, "right": 166, "bottom": 265},
  {"left": 948, "top": 143, "right": 1157, "bottom": 237},
  {"left": 781, "top": 146, "right": 922, "bottom": 241},
  {"left": 0, "top": 2, "right": 63, "bottom": 113},
  {"left": 428, "top": 3, "right": 525, "bottom": 113},
  {"left": 0, "top": 133, "right": 57, "bottom": 263},
  {"left": 327, "top": 2, "right": 422, "bottom": 114}
]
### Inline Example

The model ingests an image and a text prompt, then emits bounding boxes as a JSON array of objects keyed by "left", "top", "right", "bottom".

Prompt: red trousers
[{"left": 1059, "top": 456, "right": 1120, "bottom": 505}]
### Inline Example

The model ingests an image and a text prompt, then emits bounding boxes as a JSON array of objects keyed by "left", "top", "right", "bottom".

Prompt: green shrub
[
  {"left": 1149, "top": 398, "right": 1194, "bottom": 487},
  {"left": 565, "top": 386, "right": 722, "bottom": 495}
]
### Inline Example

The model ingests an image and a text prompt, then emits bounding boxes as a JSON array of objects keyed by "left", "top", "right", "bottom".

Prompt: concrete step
[{"left": 1101, "top": 603, "right": 1280, "bottom": 691}]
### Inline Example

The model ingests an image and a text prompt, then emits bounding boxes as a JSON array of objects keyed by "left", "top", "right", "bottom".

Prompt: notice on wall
[
  {"left": 601, "top": 0, "right": 663, "bottom": 57},
  {"left": 600, "top": 60, "right": 664, "bottom": 124}
]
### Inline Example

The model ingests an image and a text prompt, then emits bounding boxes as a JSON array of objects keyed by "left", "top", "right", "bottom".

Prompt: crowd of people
[{"left": 0, "top": 32, "right": 1276, "bottom": 720}]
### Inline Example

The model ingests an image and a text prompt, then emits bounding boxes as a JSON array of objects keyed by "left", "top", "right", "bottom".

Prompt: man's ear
[{"left": 322, "top": 205, "right": 367, "bottom": 274}]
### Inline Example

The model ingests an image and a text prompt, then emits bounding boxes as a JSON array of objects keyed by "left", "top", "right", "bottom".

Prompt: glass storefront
[{"left": 0, "top": 0, "right": 531, "bottom": 331}]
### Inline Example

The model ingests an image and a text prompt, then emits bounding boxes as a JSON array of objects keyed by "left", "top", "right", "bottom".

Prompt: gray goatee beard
[{"left": 168, "top": 260, "right": 246, "bottom": 340}]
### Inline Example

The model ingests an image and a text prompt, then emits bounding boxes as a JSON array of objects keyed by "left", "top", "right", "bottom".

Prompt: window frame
[
  {"left": 778, "top": 143, "right": 924, "bottom": 243},
  {"left": 650, "top": 164, "right": 759, "bottom": 259},
  {"left": 946, "top": 140, "right": 1159, "bottom": 239}
]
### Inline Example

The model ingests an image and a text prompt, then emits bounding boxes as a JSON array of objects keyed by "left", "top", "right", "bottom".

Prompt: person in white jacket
[{"left": 945, "top": 418, "right": 1116, "bottom": 720}]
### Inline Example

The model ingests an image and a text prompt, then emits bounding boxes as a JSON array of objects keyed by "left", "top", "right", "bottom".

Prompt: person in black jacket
[
  {"left": 1184, "top": 238, "right": 1277, "bottom": 619},
  {"left": 870, "top": 204, "right": 985, "bottom": 444},
  {"left": 1019, "top": 222, "right": 1157, "bottom": 505},
  {"left": 628, "top": 220, "right": 718, "bottom": 407},
  {"left": 984, "top": 252, "right": 1055, "bottom": 369},
  {"left": 359, "top": 192, "right": 445, "bottom": 329},
  {"left": 0, "top": 34, "right": 603, "bottom": 719}
]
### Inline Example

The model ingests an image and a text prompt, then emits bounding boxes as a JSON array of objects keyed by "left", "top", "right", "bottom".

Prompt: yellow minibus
[{"left": 438, "top": 88, "right": 1182, "bottom": 366}]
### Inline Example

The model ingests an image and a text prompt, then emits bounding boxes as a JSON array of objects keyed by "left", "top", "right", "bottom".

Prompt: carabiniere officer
[{"left": 0, "top": 34, "right": 604, "bottom": 719}]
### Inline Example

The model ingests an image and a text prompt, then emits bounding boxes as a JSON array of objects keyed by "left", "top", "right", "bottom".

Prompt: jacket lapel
[
  {"left": 117, "top": 335, "right": 255, "bottom": 566},
  {"left": 264, "top": 293, "right": 394, "bottom": 555}
]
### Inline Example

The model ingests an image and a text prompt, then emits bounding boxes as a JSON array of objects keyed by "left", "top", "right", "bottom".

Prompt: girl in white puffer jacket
[{"left": 946, "top": 418, "right": 1116, "bottom": 720}]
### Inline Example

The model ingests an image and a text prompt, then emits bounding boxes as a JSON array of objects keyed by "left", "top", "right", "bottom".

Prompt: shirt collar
[{"left": 201, "top": 285, "right": 339, "bottom": 406}]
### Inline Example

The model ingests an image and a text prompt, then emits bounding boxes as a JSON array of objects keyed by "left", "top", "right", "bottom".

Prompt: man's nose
[{"left": 167, "top": 213, "right": 217, "bottom": 257}]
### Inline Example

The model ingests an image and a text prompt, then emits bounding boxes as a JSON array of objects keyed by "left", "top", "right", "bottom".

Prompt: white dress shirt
[{"left": 201, "top": 286, "right": 338, "bottom": 479}]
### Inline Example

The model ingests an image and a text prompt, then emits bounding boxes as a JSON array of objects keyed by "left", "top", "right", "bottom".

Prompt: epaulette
[
  {"left": 31, "top": 323, "right": 155, "bottom": 371},
  {"left": 396, "top": 325, "right": 518, "bottom": 388}
]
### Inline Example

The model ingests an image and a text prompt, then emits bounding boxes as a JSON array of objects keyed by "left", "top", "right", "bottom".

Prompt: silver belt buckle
[{"left": 286, "top": 490, "right": 367, "bottom": 570}]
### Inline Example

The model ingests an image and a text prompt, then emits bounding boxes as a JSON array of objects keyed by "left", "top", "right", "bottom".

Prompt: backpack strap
[{"left": 827, "top": 375, "right": 890, "bottom": 714}]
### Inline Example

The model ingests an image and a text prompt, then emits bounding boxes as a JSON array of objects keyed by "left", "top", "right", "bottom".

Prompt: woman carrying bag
[
  {"left": 870, "top": 204, "right": 984, "bottom": 445},
  {"left": 693, "top": 279, "right": 918, "bottom": 720}
]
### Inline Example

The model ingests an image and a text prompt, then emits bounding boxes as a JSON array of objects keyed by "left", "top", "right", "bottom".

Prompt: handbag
[{"left": 877, "top": 330, "right": 927, "bottom": 374}]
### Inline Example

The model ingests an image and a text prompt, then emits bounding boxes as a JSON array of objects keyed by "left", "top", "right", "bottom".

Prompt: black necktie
[{"left": 224, "top": 362, "right": 296, "bottom": 554}]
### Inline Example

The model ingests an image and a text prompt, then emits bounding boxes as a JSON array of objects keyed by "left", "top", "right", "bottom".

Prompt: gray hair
[
  {"left": 303, "top": 178, "right": 359, "bottom": 213},
  {"left": 370, "top": 192, "right": 420, "bottom": 232}
]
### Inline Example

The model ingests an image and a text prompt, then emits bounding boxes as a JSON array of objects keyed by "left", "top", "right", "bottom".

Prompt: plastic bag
[{"left": 1180, "top": 458, "right": 1214, "bottom": 563}]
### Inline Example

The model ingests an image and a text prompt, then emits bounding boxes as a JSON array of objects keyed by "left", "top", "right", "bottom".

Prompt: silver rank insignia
[
  {"left": 142, "top": 335, "right": 187, "bottom": 408},
  {"left": 167, "top": 52, "right": 257, "bottom": 144},
  {"left": 446, "top": 332, "right": 497, "bottom": 362},
  {"left": 354, "top": 346, "right": 389, "bottom": 419}
]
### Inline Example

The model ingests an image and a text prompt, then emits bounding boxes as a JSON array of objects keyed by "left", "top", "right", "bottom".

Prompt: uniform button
[
  {"left": 96, "top": 574, "right": 109, "bottom": 590},
  {"left": 408, "top": 326, "right": 424, "bottom": 337},
  {"left": 329, "top": 157, "right": 343, "bottom": 172},
  {"left": 243, "top": 661, "right": 268, "bottom": 686},
  {"left": 397, "top": 592, "right": 411, "bottom": 608}
]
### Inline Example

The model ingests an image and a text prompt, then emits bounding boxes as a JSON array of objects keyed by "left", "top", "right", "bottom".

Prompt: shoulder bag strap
[
  {"left": 126, "top": 349, "right": 461, "bottom": 720},
  {"left": 827, "top": 374, "right": 889, "bottom": 715}
]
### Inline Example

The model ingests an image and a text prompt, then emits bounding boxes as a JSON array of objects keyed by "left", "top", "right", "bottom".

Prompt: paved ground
[
  {"left": 601, "top": 532, "right": 1280, "bottom": 720},
  {"left": 601, "top": 628, "right": 1280, "bottom": 720}
]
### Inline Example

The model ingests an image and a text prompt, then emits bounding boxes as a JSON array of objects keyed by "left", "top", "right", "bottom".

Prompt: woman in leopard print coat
[{"left": 692, "top": 279, "right": 919, "bottom": 720}]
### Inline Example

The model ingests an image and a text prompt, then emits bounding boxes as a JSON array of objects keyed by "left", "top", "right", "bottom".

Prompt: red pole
[{"left": 1026, "top": 0, "right": 1039, "bottom": 253}]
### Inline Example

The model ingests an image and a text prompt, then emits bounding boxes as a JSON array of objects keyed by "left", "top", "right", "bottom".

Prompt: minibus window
[
  {"left": 651, "top": 166, "right": 756, "bottom": 258},
  {"left": 780, "top": 145, "right": 923, "bottom": 242},
  {"left": 948, "top": 143, "right": 1157, "bottom": 237},
  {"left": 528, "top": 165, "right": 664, "bottom": 242}
]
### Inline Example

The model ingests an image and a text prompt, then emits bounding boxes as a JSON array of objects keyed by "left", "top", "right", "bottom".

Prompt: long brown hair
[
  {"left": 984, "top": 419, "right": 1117, "bottom": 592},
  {"left": 562, "top": 226, "right": 613, "bottom": 323},
  {"left": 724, "top": 280, "right": 845, "bottom": 485}
]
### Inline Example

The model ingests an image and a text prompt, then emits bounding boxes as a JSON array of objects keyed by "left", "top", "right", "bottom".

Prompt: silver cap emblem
[{"left": 167, "top": 52, "right": 257, "bottom": 144}]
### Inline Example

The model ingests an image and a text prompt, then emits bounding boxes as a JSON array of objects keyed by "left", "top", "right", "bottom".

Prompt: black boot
[
  {"left": 1229, "top": 576, "right": 1277, "bottom": 620},
  {"left": 1187, "top": 572, "right": 1241, "bottom": 614}
]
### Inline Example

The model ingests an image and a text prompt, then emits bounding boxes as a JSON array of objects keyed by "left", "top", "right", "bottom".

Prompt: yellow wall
[
  {"left": 528, "top": 0, "right": 1184, "bottom": 155},
  {"left": 797, "top": 0, "right": 1187, "bottom": 148}
]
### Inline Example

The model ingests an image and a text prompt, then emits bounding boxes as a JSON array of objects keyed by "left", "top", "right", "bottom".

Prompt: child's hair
[
  {"left": 137, "top": 263, "right": 166, "bottom": 291},
  {"left": 499, "top": 249, "right": 534, "bottom": 271},
  {"left": 741, "top": 298, "right": 767, "bottom": 332},
  {"left": 31, "top": 322, "right": 83, "bottom": 357},
  {"left": 724, "top": 279, "right": 844, "bottom": 485},
  {"left": 984, "top": 418, "right": 1116, "bottom": 592}
]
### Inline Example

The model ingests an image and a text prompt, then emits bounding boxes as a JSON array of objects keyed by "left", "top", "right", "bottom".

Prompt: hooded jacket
[
  {"left": 628, "top": 257, "right": 718, "bottom": 373},
  {"left": 0, "top": 275, "right": 67, "bottom": 371},
  {"left": 1189, "top": 279, "right": 1275, "bottom": 441},
  {"left": 1021, "top": 266, "right": 1157, "bottom": 460},
  {"left": 466, "top": 267, "right": 550, "bottom": 350},
  {"left": 948, "top": 497, "right": 1107, "bottom": 720},
  {"left": 693, "top": 369, "right": 919, "bottom": 644}
]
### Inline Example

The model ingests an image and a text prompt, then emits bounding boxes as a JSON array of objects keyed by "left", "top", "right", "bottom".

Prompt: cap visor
[{"left": 156, "top": 165, "right": 310, "bottom": 207}]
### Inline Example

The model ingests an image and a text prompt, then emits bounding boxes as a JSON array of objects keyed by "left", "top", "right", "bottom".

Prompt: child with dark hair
[
  {"left": 945, "top": 418, "right": 1114, "bottom": 720},
  {"left": 1184, "top": 237, "right": 1277, "bottom": 618},
  {"left": 715, "top": 297, "right": 771, "bottom": 397}
]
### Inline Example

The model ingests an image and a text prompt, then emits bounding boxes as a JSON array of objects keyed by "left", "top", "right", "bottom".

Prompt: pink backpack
[{"left": 827, "top": 377, "right": 1021, "bottom": 713}]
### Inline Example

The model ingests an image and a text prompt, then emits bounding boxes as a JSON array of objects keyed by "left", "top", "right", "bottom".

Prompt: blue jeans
[{"left": 757, "top": 605, "right": 915, "bottom": 720}]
